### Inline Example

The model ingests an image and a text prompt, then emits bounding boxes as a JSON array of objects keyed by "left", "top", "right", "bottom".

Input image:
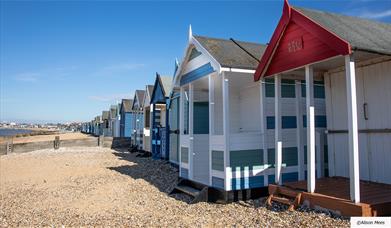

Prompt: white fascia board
[
  {"left": 191, "top": 36, "right": 221, "bottom": 73},
  {"left": 220, "top": 67, "right": 255, "bottom": 74}
]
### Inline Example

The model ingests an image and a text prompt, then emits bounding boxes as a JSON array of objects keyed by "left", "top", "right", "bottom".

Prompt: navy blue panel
[
  {"left": 301, "top": 80, "right": 325, "bottom": 98},
  {"left": 282, "top": 116, "right": 297, "bottom": 129},
  {"left": 180, "top": 168, "right": 188, "bottom": 179},
  {"left": 212, "top": 177, "right": 224, "bottom": 189},
  {"left": 180, "top": 63, "right": 215, "bottom": 86},
  {"left": 267, "top": 116, "right": 297, "bottom": 129},
  {"left": 267, "top": 116, "right": 275, "bottom": 129},
  {"left": 268, "top": 147, "right": 298, "bottom": 167},
  {"left": 303, "top": 115, "right": 327, "bottom": 128},
  {"left": 151, "top": 81, "right": 165, "bottom": 103},
  {"left": 281, "top": 79, "right": 296, "bottom": 98},
  {"left": 231, "top": 175, "right": 264, "bottom": 190},
  {"left": 265, "top": 78, "right": 275, "bottom": 97}
]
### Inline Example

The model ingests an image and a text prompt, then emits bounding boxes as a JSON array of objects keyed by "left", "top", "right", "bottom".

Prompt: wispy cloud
[
  {"left": 88, "top": 93, "right": 132, "bottom": 102},
  {"left": 349, "top": 8, "right": 391, "bottom": 19},
  {"left": 358, "top": 9, "right": 391, "bottom": 19},
  {"left": 14, "top": 73, "right": 40, "bottom": 82}
]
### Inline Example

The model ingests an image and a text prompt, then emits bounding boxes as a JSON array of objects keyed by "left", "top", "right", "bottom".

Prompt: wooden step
[{"left": 175, "top": 185, "right": 201, "bottom": 197}]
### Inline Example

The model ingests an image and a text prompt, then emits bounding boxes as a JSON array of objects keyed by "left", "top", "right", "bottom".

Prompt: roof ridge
[
  {"left": 293, "top": 6, "right": 391, "bottom": 27},
  {"left": 194, "top": 35, "right": 266, "bottom": 47}
]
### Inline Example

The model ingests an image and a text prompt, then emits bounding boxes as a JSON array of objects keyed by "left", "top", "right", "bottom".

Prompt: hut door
[{"left": 192, "top": 102, "right": 210, "bottom": 184}]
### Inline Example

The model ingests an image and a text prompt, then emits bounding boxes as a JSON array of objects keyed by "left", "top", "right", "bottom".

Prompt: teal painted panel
[
  {"left": 281, "top": 79, "right": 296, "bottom": 98},
  {"left": 181, "top": 147, "right": 189, "bottom": 163},
  {"left": 193, "top": 102, "right": 209, "bottom": 134},
  {"left": 231, "top": 175, "right": 264, "bottom": 190},
  {"left": 180, "top": 63, "right": 214, "bottom": 86},
  {"left": 265, "top": 78, "right": 275, "bottom": 97},
  {"left": 268, "top": 147, "right": 298, "bottom": 167},
  {"left": 303, "top": 115, "right": 327, "bottom": 128},
  {"left": 301, "top": 80, "right": 325, "bottom": 98},
  {"left": 212, "top": 150, "right": 224, "bottom": 171},
  {"left": 212, "top": 176, "right": 224, "bottom": 189},
  {"left": 268, "top": 172, "right": 298, "bottom": 184},
  {"left": 267, "top": 116, "right": 297, "bottom": 129},
  {"left": 230, "top": 149, "right": 264, "bottom": 170}
]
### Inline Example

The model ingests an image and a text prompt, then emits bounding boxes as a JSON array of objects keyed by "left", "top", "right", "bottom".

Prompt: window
[{"left": 281, "top": 79, "right": 295, "bottom": 98}]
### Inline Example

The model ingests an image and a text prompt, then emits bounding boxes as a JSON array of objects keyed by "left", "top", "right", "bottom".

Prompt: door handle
[{"left": 364, "top": 103, "right": 369, "bottom": 120}]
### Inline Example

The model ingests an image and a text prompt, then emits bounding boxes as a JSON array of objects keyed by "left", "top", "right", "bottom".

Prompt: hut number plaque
[{"left": 288, "top": 37, "right": 303, "bottom": 53}]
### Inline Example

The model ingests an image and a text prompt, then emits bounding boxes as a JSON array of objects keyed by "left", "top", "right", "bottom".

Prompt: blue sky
[{"left": 1, "top": 0, "right": 390, "bottom": 123}]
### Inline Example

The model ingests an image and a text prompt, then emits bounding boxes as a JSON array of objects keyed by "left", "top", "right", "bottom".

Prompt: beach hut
[
  {"left": 166, "top": 62, "right": 181, "bottom": 165},
  {"left": 120, "top": 99, "right": 133, "bottom": 138},
  {"left": 131, "top": 90, "right": 146, "bottom": 149},
  {"left": 108, "top": 105, "right": 118, "bottom": 137},
  {"left": 150, "top": 73, "right": 173, "bottom": 159},
  {"left": 171, "top": 27, "right": 327, "bottom": 202},
  {"left": 102, "top": 111, "right": 110, "bottom": 136},
  {"left": 253, "top": 0, "right": 391, "bottom": 216},
  {"left": 142, "top": 85, "right": 154, "bottom": 152}
]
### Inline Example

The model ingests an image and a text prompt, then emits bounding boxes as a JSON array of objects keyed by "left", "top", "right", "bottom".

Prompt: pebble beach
[{"left": 0, "top": 147, "right": 350, "bottom": 227}]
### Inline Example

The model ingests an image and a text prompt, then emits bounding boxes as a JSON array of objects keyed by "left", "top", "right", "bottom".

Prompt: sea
[{"left": 0, "top": 128, "right": 33, "bottom": 137}]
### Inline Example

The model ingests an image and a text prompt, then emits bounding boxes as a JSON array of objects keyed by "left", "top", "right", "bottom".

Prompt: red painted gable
[{"left": 254, "top": 0, "right": 351, "bottom": 80}]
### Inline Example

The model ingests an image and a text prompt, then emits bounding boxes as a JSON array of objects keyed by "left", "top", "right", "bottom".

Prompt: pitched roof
[
  {"left": 159, "top": 76, "right": 173, "bottom": 96},
  {"left": 121, "top": 99, "right": 132, "bottom": 113},
  {"left": 102, "top": 111, "right": 109, "bottom": 120},
  {"left": 193, "top": 35, "right": 267, "bottom": 70},
  {"left": 295, "top": 7, "right": 391, "bottom": 55},
  {"left": 136, "top": 90, "right": 145, "bottom": 105},
  {"left": 147, "top": 85, "right": 154, "bottom": 97},
  {"left": 110, "top": 105, "right": 118, "bottom": 118}
]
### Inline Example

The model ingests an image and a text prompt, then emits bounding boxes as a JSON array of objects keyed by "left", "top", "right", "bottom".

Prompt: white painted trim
[
  {"left": 179, "top": 87, "right": 184, "bottom": 177},
  {"left": 189, "top": 83, "right": 194, "bottom": 180},
  {"left": 222, "top": 72, "right": 230, "bottom": 190},
  {"left": 296, "top": 80, "right": 305, "bottom": 180},
  {"left": 220, "top": 67, "right": 255, "bottom": 74},
  {"left": 208, "top": 74, "right": 214, "bottom": 186},
  {"left": 345, "top": 54, "right": 360, "bottom": 203},
  {"left": 259, "top": 79, "right": 268, "bottom": 186},
  {"left": 274, "top": 74, "right": 282, "bottom": 185},
  {"left": 305, "top": 65, "right": 316, "bottom": 193}
]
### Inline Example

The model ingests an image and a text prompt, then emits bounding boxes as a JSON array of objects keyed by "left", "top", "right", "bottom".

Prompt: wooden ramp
[
  {"left": 169, "top": 179, "right": 208, "bottom": 204},
  {"left": 268, "top": 177, "right": 391, "bottom": 216}
]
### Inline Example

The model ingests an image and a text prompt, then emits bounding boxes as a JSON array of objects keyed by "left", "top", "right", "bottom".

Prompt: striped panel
[
  {"left": 212, "top": 176, "right": 224, "bottom": 189},
  {"left": 181, "top": 147, "right": 189, "bottom": 163},
  {"left": 231, "top": 175, "right": 264, "bottom": 190},
  {"left": 267, "top": 147, "right": 298, "bottom": 167},
  {"left": 212, "top": 150, "right": 224, "bottom": 171},
  {"left": 268, "top": 172, "right": 299, "bottom": 184},
  {"left": 180, "top": 63, "right": 215, "bottom": 86},
  {"left": 230, "top": 149, "right": 264, "bottom": 170},
  {"left": 180, "top": 168, "right": 189, "bottom": 179}
]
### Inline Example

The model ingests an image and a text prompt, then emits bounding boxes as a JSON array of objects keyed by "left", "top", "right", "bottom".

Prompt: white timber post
[
  {"left": 306, "top": 65, "right": 316, "bottom": 193},
  {"left": 274, "top": 74, "right": 282, "bottom": 185},
  {"left": 208, "top": 74, "right": 215, "bottom": 186},
  {"left": 296, "top": 80, "right": 305, "bottom": 180},
  {"left": 189, "top": 83, "right": 194, "bottom": 180},
  {"left": 345, "top": 54, "right": 360, "bottom": 203},
  {"left": 179, "top": 87, "right": 184, "bottom": 177},
  {"left": 223, "top": 72, "right": 231, "bottom": 191},
  {"left": 259, "top": 78, "right": 268, "bottom": 186}
]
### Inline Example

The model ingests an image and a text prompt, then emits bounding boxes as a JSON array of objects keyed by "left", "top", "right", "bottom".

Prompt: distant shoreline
[{"left": 0, "top": 128, "right": 58, "bottom": 142}]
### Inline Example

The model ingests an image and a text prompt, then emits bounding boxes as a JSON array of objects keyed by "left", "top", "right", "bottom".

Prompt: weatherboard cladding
[
  {"left": 211, "top": 150, "right": 224, "bottom": 171},
  {"left": 181, "top": 147, "right": 189, "bottom": 163},
  {"left": 212, "top": 177, "right": 225, "bottom": 189},
  {"left": 268, "top": 172, "right": 299, "bottom": 184}
]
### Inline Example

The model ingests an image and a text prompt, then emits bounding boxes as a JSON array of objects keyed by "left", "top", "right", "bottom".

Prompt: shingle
[
  {"left": 193, "top": 36, "right": 267, "bottom": 70},
  {"left": 295, "top": 7, "right": 391, "bottom": 55},
  {"left": 160, "top": 76, "right": 173, "bottom": 96},
  {"left": 121, "top": 99, "right": 132, "bottom": 113}
]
